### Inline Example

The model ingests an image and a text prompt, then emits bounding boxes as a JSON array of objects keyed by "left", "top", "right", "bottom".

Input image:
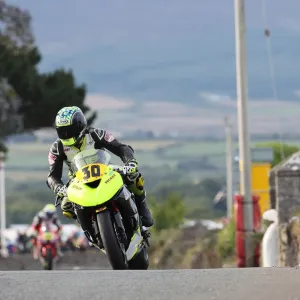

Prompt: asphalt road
[
  {"left": 0, "top": 250, "right": 112, "bottom": 270},
  {"left": 1, "top": 267, "right": 300, "bottom": 300}
]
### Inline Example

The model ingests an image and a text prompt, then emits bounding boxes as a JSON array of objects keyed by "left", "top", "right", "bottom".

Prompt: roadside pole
[
  {"left": 225, "top": 116, "right": 233, "bottom": 219},
  {"left": 234, "top": 0, "right": 254, "bottom": 267},
  {"left": 0, "top": 151, "right": 8, "bottom": 257}
]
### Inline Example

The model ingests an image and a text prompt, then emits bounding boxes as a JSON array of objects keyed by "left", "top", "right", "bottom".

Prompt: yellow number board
[{"left": 76, "top": 163, "right": 108, "bottom": 183}]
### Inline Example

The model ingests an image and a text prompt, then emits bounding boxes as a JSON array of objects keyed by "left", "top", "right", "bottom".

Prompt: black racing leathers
[{"left": 46, "top": 127, "right": 135, "bottom": 193}]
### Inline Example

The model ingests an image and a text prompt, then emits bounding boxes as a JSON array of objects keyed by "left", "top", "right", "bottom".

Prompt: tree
[
  {"left": 0, "top": 79, "right": 23, "bottom": 151},
  {"left": 20, "top": 68, "right": 97, "bottom": 130},
  {"left": 152, "top": 177, "right": 225, "bottom": 219},
  {"left": 0, "top": 0, "right": 34, "bottom": 46},
  {"left": 0, "top": 1, "right": 96, "bottom": 150},
  {"left": 255, "top": 142, "right": 300, "bottom": 167},
  {"left": 150, "top": 192, "right": 186, "bottom": 232},
  {"left": 217, "top": 216, "right": 235, "bottom": 260}
]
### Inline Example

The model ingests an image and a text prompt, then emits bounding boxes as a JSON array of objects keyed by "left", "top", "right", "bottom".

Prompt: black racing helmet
[{"left": 55, "top": 106, "right": 87, "bottom": 146}]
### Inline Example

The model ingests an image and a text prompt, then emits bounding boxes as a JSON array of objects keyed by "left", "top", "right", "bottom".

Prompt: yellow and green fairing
[{"left": 67, "top": 163, "right": 124, "bottom": 207}]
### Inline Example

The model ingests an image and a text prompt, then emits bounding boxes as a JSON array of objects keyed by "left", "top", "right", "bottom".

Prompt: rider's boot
[
  {"left": 135, "top": 191, "right": 154, "bottom": 228},
  {"left": 57, "top": 247, "right": 64, "bottom": 257},
  {"left": 56, "top": 240, "right": 64, "bottom": 257},
  {"left": 32, "top": 246, "right": 39, "bottom": 260}
]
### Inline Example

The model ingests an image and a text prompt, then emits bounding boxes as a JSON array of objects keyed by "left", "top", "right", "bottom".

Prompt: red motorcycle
[{"left": 36, "top": 221, "right": 60, "bottom": 270}]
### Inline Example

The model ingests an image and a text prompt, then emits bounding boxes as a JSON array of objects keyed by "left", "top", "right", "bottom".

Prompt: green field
[
  {"left": 4, "top": 137, "right": 300, "bottom": 224},
  {"left": 5, "top": 140, "right": 226, "bottom": 167},
  {"left": 5, "top": 138, "right": 299, "bottom": 183}
]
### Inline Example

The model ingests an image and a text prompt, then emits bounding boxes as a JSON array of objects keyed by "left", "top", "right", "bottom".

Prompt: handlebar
[
  {"left": 110, "top": 164, "right": 140, "bottom": 181},
  {"left": 110, "top": 164, "right": 135, "bottom": 176},
  {"left": 55, "top": 177, "right": 73, "bottom": 207}
]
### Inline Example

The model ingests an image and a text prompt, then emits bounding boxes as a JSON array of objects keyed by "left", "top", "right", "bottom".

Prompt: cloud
[
  {"left": 40, "top": 41, "right": 69, "bottom": 56},
  {"left": 85, "top": 94, "right": 134, "bottom": 110},
  {"left": 199, "top": 92, "right": 235, "bottom": 107},
  {"left": 294, "top": 90, "right": 300, "bottom": 97},
  {"left": 278, "top": 18, "right": 300, "bottom": 32}
]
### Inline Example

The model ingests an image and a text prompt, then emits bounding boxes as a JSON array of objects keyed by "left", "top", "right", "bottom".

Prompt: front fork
[
  {"left": 74, "top": 204, "right": 126, "bottom": 250},
  {"left": 97, "top": 202, "right": 130, "bottom": 250},
  {"left": 74, "top": 189, "right": 142, "bottom": 250},
  {"left": 74, "top": 206, "right": 101, "bottom": 248}
]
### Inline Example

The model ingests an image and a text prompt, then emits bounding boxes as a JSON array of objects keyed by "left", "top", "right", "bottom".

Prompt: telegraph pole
[
  {"left": 0, "top": 151, "right": 7, "bottom": 257},
  {"left": 234, "top": 0, "right": 254, "bottom": 267},
  {"left": 225, "top": 116, "right": 233, "bottom": 219}
]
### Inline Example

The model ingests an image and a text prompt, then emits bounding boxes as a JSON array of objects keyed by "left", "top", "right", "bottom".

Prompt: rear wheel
[{"left": 97, "top": 211, "right": 128, "bottom": 270}]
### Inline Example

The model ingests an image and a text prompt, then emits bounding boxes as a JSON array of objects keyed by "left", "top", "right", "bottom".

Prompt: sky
[{"left": 7, "top": 0, "right": 300, "bottom": 134}]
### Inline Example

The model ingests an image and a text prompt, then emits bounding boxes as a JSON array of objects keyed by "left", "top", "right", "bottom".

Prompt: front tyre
[
  {"left": 128, "top": 247, "right": 149, "bottom": 270},
  {"left": 97, "top": 211, "right": 128, "bottom": 270},
  {"left": 44, "top": 248, "right": 53, "bottom": 270}
]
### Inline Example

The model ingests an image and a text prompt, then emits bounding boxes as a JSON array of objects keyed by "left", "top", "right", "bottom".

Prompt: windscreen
[{"left": 72, "top": 149, "right": 111, "bottom": 172}]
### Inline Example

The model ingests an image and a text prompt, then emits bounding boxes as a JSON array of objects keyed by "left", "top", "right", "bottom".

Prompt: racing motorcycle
[
  {"left": 36, "top": 221, "right": 60, "bottom": 270},
  {"left": 55, "top": 148, "right": 150, "bottom": 270}
]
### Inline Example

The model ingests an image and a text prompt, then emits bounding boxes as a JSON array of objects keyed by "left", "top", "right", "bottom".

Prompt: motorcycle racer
[
  {"left": 46, "top": 106, "right": 154, "bottom": 228},
  {"left": 30, "top": 204, "right": 63, "bottom": 259}
]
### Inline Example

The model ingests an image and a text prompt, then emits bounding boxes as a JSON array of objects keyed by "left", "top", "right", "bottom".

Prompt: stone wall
[{"left": 274, "top": 151, "right": 300, "bottom": 267}]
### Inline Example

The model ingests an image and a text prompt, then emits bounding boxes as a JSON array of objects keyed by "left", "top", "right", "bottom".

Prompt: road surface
[
  {"left": 0, "top": 250, "right": 111, "bottom": 270},
  {"left": 1, "top": 267, "right": 300, "bottom": 300}
]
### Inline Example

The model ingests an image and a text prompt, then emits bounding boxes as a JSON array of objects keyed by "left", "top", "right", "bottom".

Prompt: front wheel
[
  {"left": 44, "top": 248, "right": 53, "bottom": 270},
  {"left": 97, "top": 211, "right": 128, "bottom": 270},
  {"left": 128, "top": 247, "right": 149, "bottom": 270}
]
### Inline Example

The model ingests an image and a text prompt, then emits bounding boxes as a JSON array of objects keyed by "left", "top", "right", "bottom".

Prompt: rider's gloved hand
[
  {"left": 125, "top": 158, "right": 139, "bottom": 180},
  {"left": 68, "top": 170, "right": 75, "bottom": 179},
  {"left": 55, "top": 184, "right": 67, "bottom": 198}
]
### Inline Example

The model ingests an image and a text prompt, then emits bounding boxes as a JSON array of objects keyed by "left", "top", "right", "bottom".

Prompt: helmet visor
[
  {"left": 60, "top": 137, "right": 76, "bottom": 146},
  {"left": 56, "top": 124, "right": 81, "bottom": 145},
  {"left": 46, "top": 212, "right": 54, "bottom": 219}
]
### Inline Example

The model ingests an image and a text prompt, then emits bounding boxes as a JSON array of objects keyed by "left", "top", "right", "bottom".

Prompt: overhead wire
[{"left": 261, "top": 0, "right": 285, "bottom": 161}]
